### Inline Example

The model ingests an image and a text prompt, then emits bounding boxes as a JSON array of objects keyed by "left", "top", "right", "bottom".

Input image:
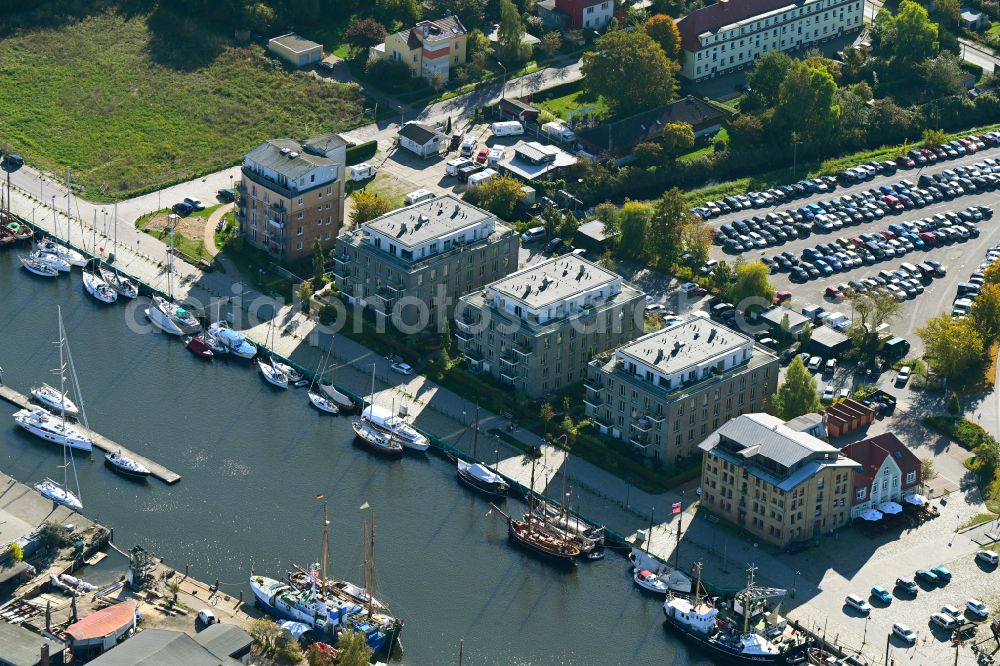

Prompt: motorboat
[
  {"left": 99, "top": 265, "right": 139, "bottom": 299},
  {"left": 258, "top": 358, "right": 289, "bottom": 388},
  {"left": 634, "top": 568, "right": 669, "bottom": 595},
  {"left": 37, "top": 239, "right": 86, "bottom": 267},
  {"left": 34, "top": 477, "right": 82, "bottom": 511},
  {"left": 82, "top": 270, "right": 118, "bottom": 303},
  {"left": 30, "top": 250, "right": 70, "bottom": 273},
  {"left": 19, "top": 254, "right": 59, "bottom": 277},
  {"left": 457, "top": 459, "right": 509, "bottom": 497},
  {"left": 308, "top": 390, "right": 339, "bottom": 414},
  {"left": 31, "top": 383, "right": 80, "bottom": 418},
  {"left": 13, "top": 408, "right": 93, "bottom": 452},
  {"left": 203, "top": 333, "right": 227, "bottom": 355},
  {"left": 208, "top": 321, "right": 257, "bottom": 359},
  {"left": 186, "top": 336, "right": 215, "bottom": 359},
  {"left": 104, "top": 450, "right": 151, "bottom": 479},
  {"left": 362, "top": 405, "right": 429, "bottom": 451},
  {"left": 147, "top": 296, "right": 200, "bottom": 335},
  {"left": 352, "top": 419, "right": 403, "bottom": 457}
]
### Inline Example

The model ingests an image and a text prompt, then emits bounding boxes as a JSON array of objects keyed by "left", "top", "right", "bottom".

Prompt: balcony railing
[
  {"left": 584, "top": 382, "right": 603, "bottom": 394},
  {"left": 500, "top": 371, "right": 516, "bottom": 384},
  {"left": 499, "top": 355, "right": 517, "bottom": 368},
  {"left": 629, "top": 438, "right": 650, "bottom": 450},
  {"left": 333, "top": 253, "right": 350, "bottom": 264},
  {"left": 331, "top": 269, "right": 349, "bottom": 281},
  {"left": 513, "top": 342, "right": 533, "bottom": 357},
  {"left": 582, "top": 395, "right": 603, "bottom": 409},
  {"left": 454, "top": 329, "right": 472, "bottom": 342},
  {"left": 631, "top": 419, "right": 652, "bottom": 433}
]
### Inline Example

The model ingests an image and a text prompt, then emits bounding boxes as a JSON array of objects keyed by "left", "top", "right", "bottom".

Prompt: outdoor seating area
[{"left": 855, "top": 494, "right": 939, "bottom": 534}]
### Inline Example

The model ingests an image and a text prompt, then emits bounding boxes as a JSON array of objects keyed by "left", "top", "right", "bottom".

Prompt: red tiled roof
[
  {"left": 66, "top": 600, "right": 136, "bottom": 641},
  {"left": 676, "top": 0, "right": 799, "bottom": 52},
  {"left": 842, "top": 433, "right": 921, "bottom": 499}
]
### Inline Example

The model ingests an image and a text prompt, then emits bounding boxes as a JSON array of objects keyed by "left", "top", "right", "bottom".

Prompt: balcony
[
  {"left": 499, "top": 354, "right": 517, "bottom": 369},
  {"left": 645, "top": 413, "right": 665, "bottom": 423},
  {"left": 455, "top": 318, "right": 478, "bottom": 334},
  {"left": 582, "top": 394, "right": 602, "bottom": 409},
  {"left": 584, "top": 382, "right": 603, "bottom": 394},
  {"left": 629, "top": 437, "right": 650, "bottom": 450},
  {"left": 331, "top": 269, "right": 349, "bottom": 281},
  {"left": 454, "top": 329, "right": 472, "bottom": 342},
  {"left": 631, "top": 418, "right": 652, "bottom": 433},
  {"left": 333, "top": 253, "right": 350, "bottom": 265},
  {"left": 500, "top": 371, "right": 516, "bottom": 384},
  {"left": 513, "top": 342, "right": 533, "bottom": 357}
]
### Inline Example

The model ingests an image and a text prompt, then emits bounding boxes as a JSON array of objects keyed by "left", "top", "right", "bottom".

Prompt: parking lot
[{"left": 706, "top": 146, "right": 1000, "bottom": 357}]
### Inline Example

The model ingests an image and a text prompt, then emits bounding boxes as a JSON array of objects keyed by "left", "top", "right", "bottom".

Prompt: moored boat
[
  {"left": 31, "top": 383, "right": 80, "bottom": 418},
  {"left": 34, "top": 477, "right": 82, "bottom": 511},
  {"left": 258, "top": 359, "right": 289, "bottom": 388},
  {"left": 99, "top": 266, "right": 139, "bottom": 299},
  {"left": 31, "top": 250, "right": 71, "bottom": 273},
  {"left": 186, "top": 336, "right": 215, "bottom": 360},
  {"left": 208, "top": 321, "right": 257, "bottom": 359},
  {"left": 456, "top": 408, "right": 508, "bottom": 497},
  {"left": 104, "top": 450, "right": 151, "bottom": 479},
  {"left": 82, "top": 270, "right": 118, "bottom": 303},
  {"left": 352, "top": 419, "right": 403, "bottom": 457},
  {"left": 13, "top": 408, "right": 93, "bottom": 452},
  {"left": 5, "top": 220, "right": 34, "bottom": 241},
  {"left": 38, "top": 239, "right": 86, "bottom": 267},
  {"left": 634, "top": 569, "right": 670, "bottom": 595},
  {"left": 308, "top": 390, "right": 339, "bottom": 414},
  {"left": 18, "top": 254, "right": 59, "bottom": 277},
  {"left": 362, "top": 404, "right": 429, "bottom": 451}
]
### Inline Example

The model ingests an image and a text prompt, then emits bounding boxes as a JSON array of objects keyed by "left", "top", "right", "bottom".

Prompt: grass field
[
  {"left": 0, "top": 11, "right": 366, "bottom": 202},
  {"left": 536, "top": 89, "right": 609, "bottom": 121}
]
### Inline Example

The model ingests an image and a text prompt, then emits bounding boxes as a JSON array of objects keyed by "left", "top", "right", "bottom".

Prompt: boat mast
[
  {"left": 693, "top": 561, "right": 703, "bottom": 606},
  {"left": 367, "top": 363, "right": 376, "bottom": 417},
  {"left": 321, "top": 501, "right": 329, "bottom": 595},
  {"left": 471, "top": 405, "right": 479, "bottom": 459},
  {"left": 58, "top": 308, "right": 69, "bottom": 496},
  {"left": 167, "top": 219, "right": 174, "bottom": 300},
  {"left": 65, "top": 168, "right": 72, "bottom": 248},
  {"left": 367, "top": 509, "right": 376, "bottom": 619},
  {"left": 645, "top": 507, "right": 654, "bottom": 556},
  {"left": 526, "top": 456, "right": 536, "bottom": 531},
  {"left": 673, "top": 509, "right": 683, "bottom": 571}
]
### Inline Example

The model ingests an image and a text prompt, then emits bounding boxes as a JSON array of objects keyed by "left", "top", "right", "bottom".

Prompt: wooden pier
[{"left": 0, "top": 384, "right": 181, "bottom": 484}]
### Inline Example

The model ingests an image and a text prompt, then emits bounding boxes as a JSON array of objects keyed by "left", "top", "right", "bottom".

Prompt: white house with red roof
[{"left": 842, "top": 433, "right": 922, "bottom": 519}]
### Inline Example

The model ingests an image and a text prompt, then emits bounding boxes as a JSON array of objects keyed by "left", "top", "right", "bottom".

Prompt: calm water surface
[{"left": 0, "top": 250, "right": 709, "bottom": 665}]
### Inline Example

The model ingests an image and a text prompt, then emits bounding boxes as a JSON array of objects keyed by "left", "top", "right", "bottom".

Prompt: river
[{"left": 0, "top": 250, "right": 708, "bottom": 665}]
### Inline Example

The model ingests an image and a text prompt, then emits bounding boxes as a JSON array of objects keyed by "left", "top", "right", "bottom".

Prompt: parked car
[
  {"left": 967, "top": 598, "right": 990, "bottom": 619},
  {"left": 183, "top": 197, "right": 204, "bottom": 210},
  {"left": 845, "top": 594, "right": 871, "bottom": 614},
  {"left": 942, "top": 605, "right": 964, "bottom": 623},
  {"left": 895, "top": 578, "right": 918, "bottom": 595},
  {"left": 390, "top": 362, "right": 413, "bottom": 375},
  {"left": 930, "top": 566, "right": 951, "bottom": 582},
  {"left": 930, "top": 613, "right": 957, "bottom": 631},
  {"left": 822, "top": 385, "right": 835, "bottom": 400},
  {"left": 892, "top": 623, "right": 917, "bottom": 645},
  {"left": 915, "top": 569, "right": 940, "bottom": 585},
  {"left": 1, "top": 153, "right": 24, "bottom": 170},
  {"left": 172, "top": 201, "right": 193, "bottom": 215},
  {"left": 871, "top": 585, "right": 892, "bottom": 604},
  {"left": 976, "top": 549, "right": 999, "bottom": 565},
  {"left": 808, "top": 356, "right": 823, "bottom": 371},
  {"left": 216, "top": 188, "right": 237, "bottom": 203},
  {"left": 895, "top": 366, "right": 911, "bottom": 386}
]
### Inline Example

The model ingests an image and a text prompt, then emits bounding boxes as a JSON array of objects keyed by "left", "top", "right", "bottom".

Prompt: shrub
[
  {"left": 364, "top": 58, "right": 413, "bottom": 91},
  {"left": 346, "top": 140, "right": 377, "bottom": 166},
  {"left": 924, "top": 415, "right": 991, "bottom": 450}
]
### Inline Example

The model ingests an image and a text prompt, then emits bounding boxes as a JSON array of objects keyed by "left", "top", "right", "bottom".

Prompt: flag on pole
[
  {"left": 315, "top": 493, "right": 325, "bottom": 500},
  {"left": 672, "top": 501, "right": 682, "bottom": 514},
  {"left": 360, "top": 501, "right": 370, "bottom": 510}
]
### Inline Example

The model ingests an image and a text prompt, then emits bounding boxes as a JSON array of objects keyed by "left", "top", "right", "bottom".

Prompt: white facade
[
  {"left": 850, "top": 455, "right": 916, "bottom": 518},
  {"left": 681, "top": 0, "right": 863, "bottom": 80},
  {"left": 581, "top": 1, "right": 615, "bottom": 30},
  {"left": 366, "top": 217, "right": 496, "bottom": 263}
]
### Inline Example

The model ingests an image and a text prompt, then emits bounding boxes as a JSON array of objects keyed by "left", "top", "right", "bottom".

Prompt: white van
[
  {"left": 491, "top": 120, "right": 524, "bottom": 137},
  {"left": 348, "top": 163, "right": 377, "bottom": 181},
  {"left": 521, "top": 226, "right": 546, "bottom": 243},
  {"left": 542, "top": 121, "right": 575, "bottom": 142},
  {"left": 460, "top": 137, "right": 477, "bottom": 157},
  {"left": 487, "top": 147, "right": 504, "bottom": 166},
  {"left": 404, "top": 188, "right": 435, "bottom": 206},
  {"left": 446, "top": 158, "right": 473, "bottom": 176},
  {"left": 467, "top": 169, "right": 497, "bottom": 187}
]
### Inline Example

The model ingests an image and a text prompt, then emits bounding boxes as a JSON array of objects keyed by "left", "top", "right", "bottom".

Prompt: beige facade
[
  {"left": 455, "top": 256, "right": 645, "bottom": 399},
  {"left": 332, "top": 194, "right": 518, "bottom": 329},
  {"left": 698, "top": 414, "right": 861, "bottom": 546},
  {"left": 585, "top": 316, "right": 778, "bottom": 464},
  {"left": 369, "top": 16, "right": 467, "bottom": 83},
  {"left": 267, "top": 33, "right": 323, "bottom": 67},
  {"left": 238, "top": 136, "right": 346, "bottom": 263}
]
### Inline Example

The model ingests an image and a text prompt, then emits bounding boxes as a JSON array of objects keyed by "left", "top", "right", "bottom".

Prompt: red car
[
  {"left": 919, "top": 231, "right": 937, "bottom": 245},
  {"left": 475, "top": 148, "right": 489, "bottom": 163},
  {"left": 920, "top": 148, "right": 937, "bottom": 163},
  {"left": 825, "top": 286, "right": 844, "bottom": 300},
  {"left": 879, "top": 230, "right": 895, "bottom": 240},
  {"left": 896, "top": 155, "right": 915, "bottom": 168},
  {"left": 774, "top": 290, "right": 792, "bottom": 304}
]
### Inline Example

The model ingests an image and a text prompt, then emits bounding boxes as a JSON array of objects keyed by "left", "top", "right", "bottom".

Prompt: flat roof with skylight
[
  {"left": 488, "top": 255, "right": 620, "bottom": 315},
  {"left": 363, "top": 194, "right": 492, "bottom": 250}
]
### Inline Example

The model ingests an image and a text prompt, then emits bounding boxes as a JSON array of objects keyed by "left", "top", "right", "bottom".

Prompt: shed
[
  {"left": 824, "top": 399, "right": 875, "bottom": 438},
  {"left": 961, "top": 8, "right": 988, "bottom": 30},
  {"left": 761, "top": 306, "right": 809, "bottom": 335},
  {"left": 87, "top": 629, "right": 243, "bottom": 665},
  {"left": 64, "top": 600, "right": 136, "bottom": 657},
  {"left": 398, "top": 122, "right": 448, "bottom": 159},
  {"left": 267, "top": 33, "right": 323, "bottom": 67},
  {"left": 574, "top": 220, "right": 618, "bottom": 253},
  {"left": 0, "top": 622, "right": 65, "bottom": 666},
  {"left": 192, "top": 623, "right": 253, "bottom": 660},
  {"left": 498, "top": 97, "right": 540, "bottom": 123},
  {"left": 804, "top": 325, "right": 850, "bottom": 356}
]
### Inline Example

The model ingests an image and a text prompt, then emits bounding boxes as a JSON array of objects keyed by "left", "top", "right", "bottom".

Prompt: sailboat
[
  {"left": 98, "top": 204, "right": 139, "bottom": 299},
  {"left": 351, "top": 365, "right": 403, "bottom": 457},
  {"left": 146, "top": 221, "right": 200, "bottom": 335},
  {"left": 633, "top": 509, "right": 669, "bottom": 595},
  {"left": 311, "top": 337, "right": 352, "bottom": 411},
  {"left": 307, "top": 343, "right": 339, "bottom": 414},
  {"left": 37, "top": 178, "right": 85, "bottom": 267},
  {"left": 30, "top": 309, "right": 85, "bottom": 511},
  {"left": 456, "top": 407, "right": 509, "bottom": 497},
  {"left": 82, "top": 267, "right": 118, "bottom": 304},
  {"left": 18, "top": 253, "right": 59, "bottom": 277},
  {"left": 258, "top": 317, "right": 289, "bottom": 388},
  {"left": 31, "top": 383, "right": 80, "bottom": 418},
  {"left": 104, "top": 450, "right": 151, "bottom": 479}
]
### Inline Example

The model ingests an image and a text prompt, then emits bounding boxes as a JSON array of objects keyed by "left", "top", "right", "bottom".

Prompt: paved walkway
[{"left": 203, "top": 203, "right": 233, "bottom": 258}]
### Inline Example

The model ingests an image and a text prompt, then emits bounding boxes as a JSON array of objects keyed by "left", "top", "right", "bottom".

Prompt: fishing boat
[
  {"left": 98, "top": 203, "right": 138, "bottom": 298},
  {"left": 352, "top": 366, "right": 404, "bottom": 457},
  {"left": 208, "top": 321, "right": 257, "bottom": 359},
  {"left": 663, "top": 564, "right": 809, "bottom": 666},
  {"left": 18, "top": 254, "right": 59, "bottom": 277},
  {"left": 0, "top": 225, "right": 15, "bottom": 245},
  {"left": 250, "top": 502, "right": 403, "bottom": 657},
  {"left": 361, "top": 404, "right": 429, "bottom": 451},
  {"left": 31, "top": 383, "right": 80, "bottom": 418},
  {"left": 258, "top": 358, "right": 289, "bottom": 388},
  {"left": 104, "top": 450, "right": 151, "bottom": 479},
  {"left": 30, "top": 249, "right": 70, "bottom": 273},
  {"left": 186, "top": 336, "right": 215, "bottom": 360},
  {"left": 82, "top": 269, "right": 118, "bottom": 303},
  {"left": 147, "top": 222, "right": 200, "bottom": 335},
  {"left": 34, "top": 477, "right": 82, "bottom": 512},
  {"left": 456, "top": 407, "right": 508, "bottom": 497}
]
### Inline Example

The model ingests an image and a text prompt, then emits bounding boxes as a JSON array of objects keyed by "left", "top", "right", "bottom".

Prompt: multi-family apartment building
[
  {"left": 369, "top": 16, "right": 467, "bottom": 83},
  {"left": 332, "top": 194, "right": 518, "bottom": 328},
  {"left": 699, "top": 413, "right": 862, "bottom": 546},
  {"left": 238, "top": 134, "right": 346, "bottom": 262},
  {"left": 455, "top": 255, "right": 645, "bottom": 399},
  {"left": 584, "top": 315, "right": 778, "bottom": 464},
  {"left": 538, "top": 0, "right": 616, "bottom": 31},
  {"left": 675, "top": 0, "right": 864, "bottom": 81}
]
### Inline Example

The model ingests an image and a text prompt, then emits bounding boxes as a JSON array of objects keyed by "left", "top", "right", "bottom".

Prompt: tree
[
  {"left": 616, "top": 200, "right": 653, "bottom": 259},
  {"left": 375, "top": 0, "right": 421, "bottom": 27},
  {"left": 466, "top": 29, "right": 492, "bottom": 72},
  {"left": 38, "top": 522, "right": 69, "bottom": 550},
  {"left": 644, "top": 14, "right": 682, "bottom": 59},
  {"left": 872, "top": 8, "right": 898, "bottom": 49},
  {"left": 918, "top": 315, "right": 985, "bottom": 383},
  {"left": 922, "top": 128, "right": 947, "bottom": 147},
  {"left": 771, "top": 357, "right": 820, "bottom": 419},
  {"left": 311, "top": 238, "right": 326, "bottom": 288},
  {"left": 985, "top": 262, "right": 1000, "bottom": 286},
  {"left": 891, "top": 1, "right": 940, "bottom": 69},
  {"left": 248, "top": 618, "right": 284, "bottom": 657},
  {"left": 365, "top": 58, "right": 413, "bottom": 88},
  {"left": 298, "top": 281, "right": 314, "bottom": 313},
  {"left": 337, "top": 629, "right": 375, "bottom": 666},
  {"left": 244, "top": 2, "right": 275, "bottom": 33},
  {"left": 306, "top": 644, "right": 338, "bottom": 666},
  {"left": 780, "top": 313, "right": 791, "bottom": 335},
  {"left": 463, "top": 174, "right": 523, "bottom": 219},
  {"left": 744, "top": 51, "right": 795, "bottom": 111},
  {"left": 709, "top": 260, "right": 736, "bottom": 294},
  {"left": 540, "top": 402, "right": 555, "bottom": 436},
  {"left": 428, "top": 0, "right": 488, "bottom": 30},
  {"left": 497, "top": 0, "right": 526, "bottom": 62},
  {"left": 680, "top": 215, "right": 712, "bottom": 265},
  {"left": 9, "top": 543, "right": 23, "bottom": 562},
  {"left": 539, "top": 31, "right": 562, "bottom": 57},
  {"left": 540, "top": 204, "right": 563, "bottom": 239},
  {"left": 660, "top": 122, "right": 695, "bottom": 157},
  {"left": 633, "top": 141, "right": 663, "bottom": 167},
  {"left": 728, "top": 261, "right": 775, "bottom": 305},
  {"left": 350, "top": 190, "right": 393, "bottom": 227},
  {"left": 775, "top": 62, "right": 840, "bottom": 146},
  {"left": 648, "top": 188, "right": 690, "bottom": 267},
  {"left": 971, "top": 284, "right": 1000, "bottom": 342},
  {"left": 936, "top": 0, "right": 960, "bottom": 29},
  {"left": 345, "top": 18, "right": 388, "bottom": 51},
  {"left": 947, "top": 391, "right": 962, "bottom": 416},
  {"left": 582, "top": 30, "right": 679, "bottom": 117},
  {"left": 842, "top": 46, "right": 866, "bottom": 78},
  {"left": 800, "top": 321, "right": 812, "bottom": 343},
  {"left": 976, "top": 436, "right": 1000, "bottom": 475},
  {"left": 921, "top": 52, "right": 966, "bottom": 97},
  {"left": 847, "top": 291, "right": 902, "bottom": 358},
  {"left": 167, "top": 580, "right": 181, "bottom": 604},
  {"left": 597, "top": 251, "right": 617, "bottom": 271},
  {"left": 920, "top": 457, "right": 937, "bottom": 489}
]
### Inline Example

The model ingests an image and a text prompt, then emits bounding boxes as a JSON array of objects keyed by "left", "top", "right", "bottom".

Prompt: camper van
[
  {"left": 404, "top": 189, "right": 435, "bottom": 206},
  {"left": 491, "top": 121, "right": 524, "bottom": 137},
  {"left": 542, "top": 121, "right": 575, "bottom": 142},
  {"left": 348, "top": 163, "right": 377, "bottom": 181},
  {"left": 446, "top": 158, "right": 474, "bottom": 176},
  {"left": 487, "top": 147, "right": 505, "bottom": 166},
  {"left": 467, "top": 169, "right": 498, "bottom": 187}
]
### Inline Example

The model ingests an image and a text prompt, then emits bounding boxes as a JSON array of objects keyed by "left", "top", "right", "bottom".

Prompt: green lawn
[
  {"left": 536, "top": 89, "right": 609, "bottom": 122},
  {"left": 0, "top": 11, "right": 366, "bottom": 202},
  {"left": 679, "top": 128, "right": 728, "bottom": 163}
]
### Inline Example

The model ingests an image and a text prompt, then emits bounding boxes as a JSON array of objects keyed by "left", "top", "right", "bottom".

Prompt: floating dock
[{"left": 0, "top": 384, "right": 181, "bottom": 484}]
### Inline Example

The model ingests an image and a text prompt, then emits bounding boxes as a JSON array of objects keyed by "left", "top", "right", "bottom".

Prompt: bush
[
  {"left": 924, "top": 415, "right": 991, "bottom": 450},
  {"left": 346, "top": 140, "right": 377, "bottom": 166},
  {"left": 364, "top": 58, "right": 414, "bottom": 91}
]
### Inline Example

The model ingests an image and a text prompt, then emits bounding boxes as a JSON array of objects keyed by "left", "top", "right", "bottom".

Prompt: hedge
[
  {"left": 346, "top": 140, "right": 377, "bottom": 166},
  {"left": 923, "top": 416, "right": 991, "bottom": 451}
]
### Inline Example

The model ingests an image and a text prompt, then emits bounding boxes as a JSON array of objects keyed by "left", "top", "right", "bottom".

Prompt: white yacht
[
  {"left": 34, "top": 477, "right": 82, "bottom": 511},
  {"left": 19, "top": 254, "right": 59, "bottom": 277},
  {"left": 147, "top": 296, "right": 199, "bottom": 335},
  {"left": 31, "top": 383, "right": 80, "bottom": 418},
  {"left": 14, "top": 408, "right": 93, "bottom": 452},
  {"left": 31, "top": 250, "right": 71, "bottom": 273},
  {"left": 99, "top": 266, "right": 138, "bottom": 298},
  {"left": 258, "top": 359, "right": 289, "bottom": 388},
  {"left": 208, "top": 321, "right": 257, "bottom": 358},
  {"left": 362, "top": 404, "right": 429, "bottom": 451},
  {"left": 83, "top": 270, "right": 118, "bottom": 303},
  {"left": 38, "top": 240, "right": 86, "bottom": 267}
]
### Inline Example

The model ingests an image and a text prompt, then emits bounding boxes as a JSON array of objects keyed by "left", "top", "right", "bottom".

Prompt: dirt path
[{"left": 204, "top": 203, "right": 234, "bottom": 258}]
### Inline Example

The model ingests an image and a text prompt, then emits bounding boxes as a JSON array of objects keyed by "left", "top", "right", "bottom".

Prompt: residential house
[
  {"left": 237, "top": 135, "right": 346, "bottom": 262},
  {"left": 398, "top": 122, "right": 448, "bottom": 159},
  {"left": 961, "top": 7, "right": 988, "bottom": 30},
  {"left": 699, "top": 413, "right": 862, "bottom": 546},
  {"left": 676, "top": 0, "right": 864, "bottom": 81},
  {"left": 499, "top": 98, "right": 541, "bottom": 123},
  {"left": 456, "top": 255, "right": 645, "bottom": 398},
  {"left": 370, "top": 16, "right": 467, "bottom": 83},
  {"left": 575, "top": 96, "right": 727, "bottom": 157},
  {"left": 538, "top": 0, "right": 617, "bottom": 31},
  {"left": 498, "top": 141, "right": 578, "bottom": 182},
  {"left": 332, "top": 194, "right": 519, "bottom": 327},
  {"left": 843, "top": 433, "right": 922, "bottom": 517},
  {"left": 267, "top": 33, "right": 323, "bottom": 67},
  {"left": 586, "top": 315, "right": 778, "bottom": 462}
]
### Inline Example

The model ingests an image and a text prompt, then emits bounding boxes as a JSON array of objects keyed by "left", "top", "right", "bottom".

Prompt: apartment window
[
  {"left": 297, "top": 211, "right": 304, "bottom": 220},
  {"left": 298, "top": 197, "right": 304, "bottom": 206},
  {"left": 586, "top": 6, "right": 594, "bottom": 13},
  {"left": 906, "top": 471, "right": 916, "bottom": 484},
  {"left": 326, "top": 186, "right": 332, "bottom": 195},
  {"left": 296, "top": 226, "right": 303, "bottom": 236},
  {"left": 856, "top": 488, "right": 866, "bottom": 500},
  {"left": 297, "top": 241, "right": 303, "bottom": 251}
]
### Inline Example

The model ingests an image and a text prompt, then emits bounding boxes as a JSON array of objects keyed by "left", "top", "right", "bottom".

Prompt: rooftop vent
[
  {"left": 654, "top": 349, "right": 664, "bottom": 364},
  {"left": 708, "top": 329, "right": 717, "bottom": 342},
  {"left": 280, "top": 147, "right": 291, "bottom": 155},
  {"left": 452, "top": 204, "right": 460, "bottom": 218},
  {"left": 288, "top": 151, "right": 299, "bottom": 159}
]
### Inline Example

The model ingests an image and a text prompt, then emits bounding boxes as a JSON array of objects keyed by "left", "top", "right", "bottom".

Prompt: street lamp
[
  {"left": 792, "top": 570, "right": 800, "bottom": 598},
  {"left": 861, "top": 616, "right": 871, "bottom": 649},
  {"left": 792, "top": 136, "right": 803, "bottom": 181},
  {"left": 494, "top": 58, "right": 508, "bottom": 99},
  {"left": 398, "top": 105, "right": 405, "bottom": 128}
]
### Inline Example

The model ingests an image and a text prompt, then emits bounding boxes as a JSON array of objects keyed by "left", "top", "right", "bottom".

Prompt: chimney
[
  {"left": 40, "top": 644, "right": 50, "bottom": 666},
  {"left": 45, "top": 600, "right": 51, "bottom": 631}
]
